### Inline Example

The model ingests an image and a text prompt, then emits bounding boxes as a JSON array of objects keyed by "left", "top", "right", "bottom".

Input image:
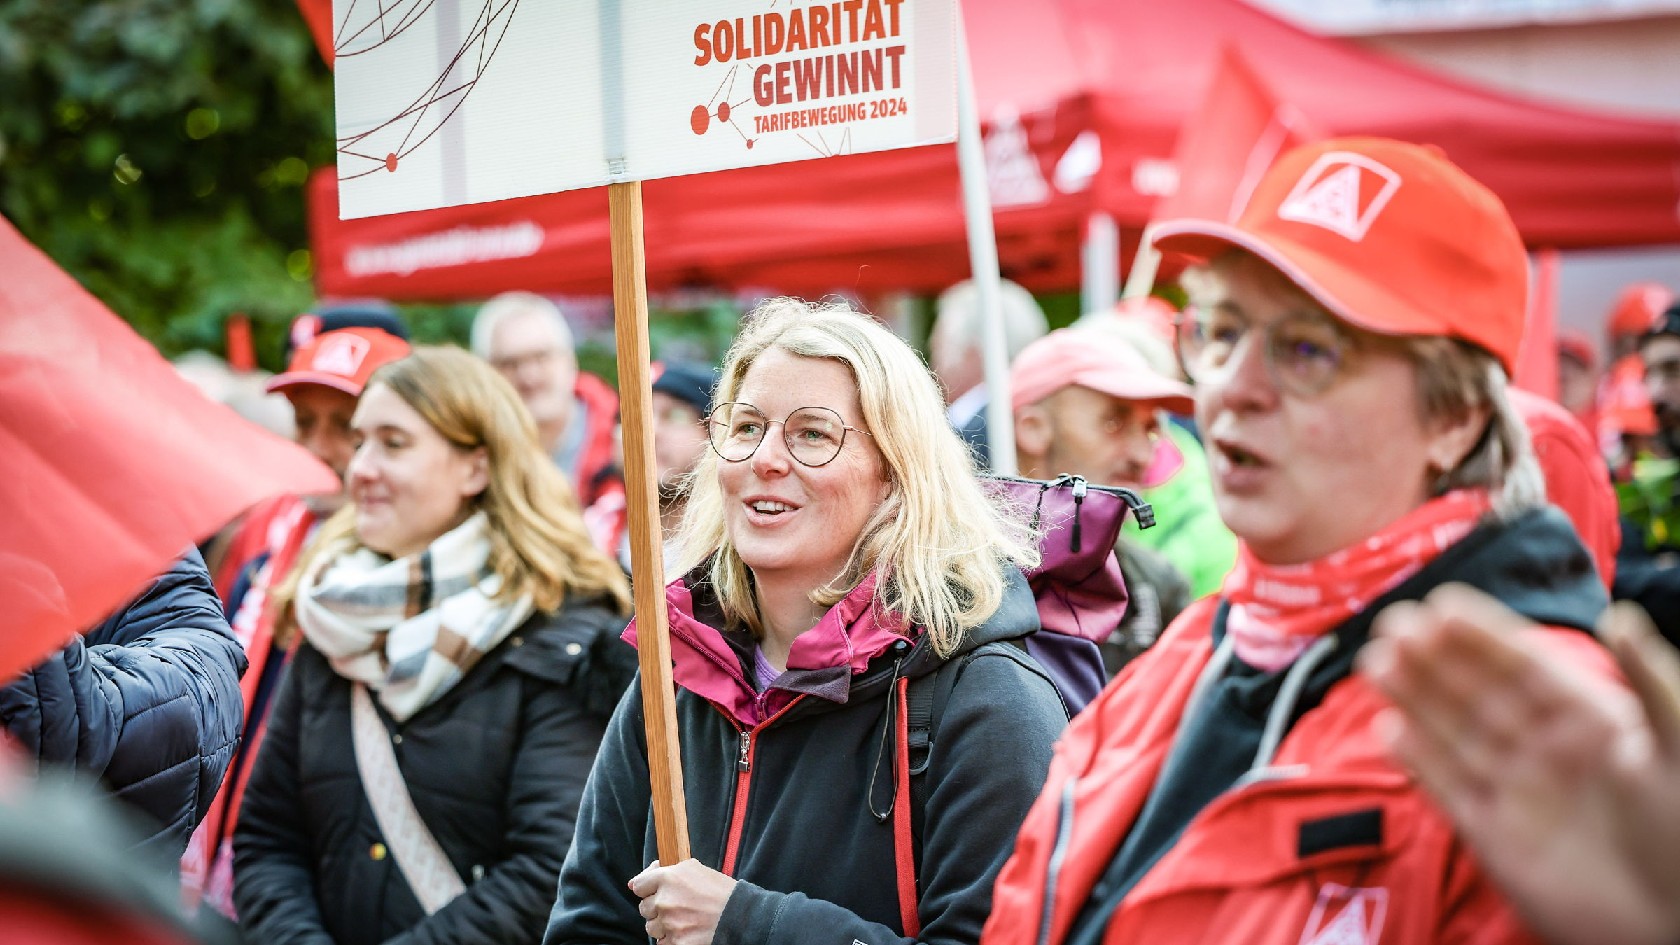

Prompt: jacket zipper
[
  {"left": 717, "top": 696, "right": 805, "bottom": 877},
  {"left": 1037, "top": 776, "right": 1079, "bottom": 945}
]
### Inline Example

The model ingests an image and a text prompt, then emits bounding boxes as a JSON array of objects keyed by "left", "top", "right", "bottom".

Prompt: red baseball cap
[
  {"left": 1556, "top": 330, "right": 1598, "bottom": 372},
  {"left": 1152, "top": 137, "right": 1529, "bottom": 376},
  {"left": 1011, "top": 328, "right": 1194, "bottom": 414},
  {"left": 1606, "top": 282, "right": 1674, "bottom": 341},
  {"left": 265, "top": 327, "right": 411, "bottom": 397}
]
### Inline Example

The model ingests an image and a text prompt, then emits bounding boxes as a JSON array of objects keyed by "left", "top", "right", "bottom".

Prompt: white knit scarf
[{"left": 297, "top": 512, "right": 533, "bottom": 722}]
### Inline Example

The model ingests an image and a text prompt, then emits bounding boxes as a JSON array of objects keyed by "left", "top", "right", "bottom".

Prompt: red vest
[{"left": 572, "top": 372, "right": 621, "bottom": 509}]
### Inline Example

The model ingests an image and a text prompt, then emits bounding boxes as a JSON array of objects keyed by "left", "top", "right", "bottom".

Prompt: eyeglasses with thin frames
[
  {"left": 1174, "top": 308, "right": 1362, "bottom": 398},
  {"left": 705, "top": 402, "right": 873, "bottom": 467}
]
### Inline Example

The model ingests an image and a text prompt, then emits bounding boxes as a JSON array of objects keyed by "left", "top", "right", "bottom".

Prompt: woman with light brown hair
[{"left": 233, "top": 346, "right": 634, "bottom": 945}]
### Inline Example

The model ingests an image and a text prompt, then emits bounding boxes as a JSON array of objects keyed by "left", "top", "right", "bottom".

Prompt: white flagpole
[{"left": 953, "top": 8, "right": 1016, "bottom": 475}]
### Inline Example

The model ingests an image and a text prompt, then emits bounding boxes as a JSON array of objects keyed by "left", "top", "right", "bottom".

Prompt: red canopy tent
[{"left": 304, "top": 0, "right": 1680, "bottom": 301}]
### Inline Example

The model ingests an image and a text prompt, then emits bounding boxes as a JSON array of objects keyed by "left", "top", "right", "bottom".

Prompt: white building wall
[{"left": 1359, "top": 16, "right": 1680, "bottom": 119}]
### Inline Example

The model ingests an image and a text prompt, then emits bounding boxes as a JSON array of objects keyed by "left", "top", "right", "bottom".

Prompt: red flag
[
  {"left": 295, "top": 0, "right": 334, "bottom": 68},
  {"left": 0, "top": 217, "right": 338, "bottom": 682},
  {"left": 1513, "top": 248, "right": 1561, "bottom": 401},
  {"left": 1154, "top": 47, "right": 1321, "bottom": 224}
]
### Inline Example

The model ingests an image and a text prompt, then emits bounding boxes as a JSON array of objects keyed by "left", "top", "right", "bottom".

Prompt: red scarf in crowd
[{"left": 1221, "top": 489, "right": 1493, "bottom": 671}]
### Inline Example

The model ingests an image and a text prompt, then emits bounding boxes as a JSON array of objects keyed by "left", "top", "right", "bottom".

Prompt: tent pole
[
  {"left": 954, "top": 10, "right": 1016, "bottom": 476},
  {"left": 1122, "top": 225, "right": 1161, "bottom": 300},
  {"left": 1081, "top": 212, "right": 1120, "bottom": 316}
]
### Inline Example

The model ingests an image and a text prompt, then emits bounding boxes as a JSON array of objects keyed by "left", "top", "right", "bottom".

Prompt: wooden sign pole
[{"left": 608, "top": 179, "right": 691, "bottom": 866}]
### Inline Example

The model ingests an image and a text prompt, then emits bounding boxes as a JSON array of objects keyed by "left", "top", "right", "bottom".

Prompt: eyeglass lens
[
  {"left": 708, "top": 403, "right": 849, "bottom": 466},
  {"left": 1176, "top": 310, "right": 1348, "bottom": 396}
]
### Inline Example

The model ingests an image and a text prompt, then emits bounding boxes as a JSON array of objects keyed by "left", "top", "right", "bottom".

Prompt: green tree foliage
[{"left": 0, "top": 0, "right": 333, "bottom": 367}]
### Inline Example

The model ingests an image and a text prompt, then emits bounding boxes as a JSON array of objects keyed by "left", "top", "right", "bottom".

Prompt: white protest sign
[{"left": 333, "top": 0, "right": 958, "bottom": 220}]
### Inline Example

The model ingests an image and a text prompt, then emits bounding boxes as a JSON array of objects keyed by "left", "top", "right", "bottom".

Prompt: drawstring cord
[
  {"left": 1175, "top": 629, "right": 1341, "bottom": 778},
  {"left": 864, "top": 642, "right": 923, "bottom": 937},
  {"left": 1253, "top": 633, "right": 1338, "bottom": 771},
  {"left": 866, "top": 644, "right": 910, "bottom": 822}
]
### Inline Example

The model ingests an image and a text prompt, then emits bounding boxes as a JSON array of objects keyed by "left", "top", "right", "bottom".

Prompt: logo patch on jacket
[{"left": 1298, "top": 883, "right": 1387, "bottom": 945}]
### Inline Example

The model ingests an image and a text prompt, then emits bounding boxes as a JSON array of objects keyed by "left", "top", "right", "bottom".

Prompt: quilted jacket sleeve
[{"left": 0, "top": 547, "right": 246, "bottom": 860}]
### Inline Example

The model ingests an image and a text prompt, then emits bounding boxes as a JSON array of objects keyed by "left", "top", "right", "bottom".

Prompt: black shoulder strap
[
  {"left": 906, "top": 639, "right": 1049, "bottom": 877},
  {"left": 906, "top": 638, "right": 1034, "bottom": 775}
]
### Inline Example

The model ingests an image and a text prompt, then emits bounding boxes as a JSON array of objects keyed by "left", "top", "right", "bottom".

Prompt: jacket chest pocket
[{"left": 1115, "top": 774, "right": 1449, "bottom": 945}]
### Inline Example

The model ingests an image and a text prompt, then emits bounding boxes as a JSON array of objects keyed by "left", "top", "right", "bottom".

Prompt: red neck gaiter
[{"left": 1221, "top": 489, "right": 1493, "bottom": 671}]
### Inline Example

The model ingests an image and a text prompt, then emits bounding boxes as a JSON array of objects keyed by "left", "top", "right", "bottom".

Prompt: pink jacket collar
[{"left": 622, "top": 572, "right": 914, "bottom": 727}]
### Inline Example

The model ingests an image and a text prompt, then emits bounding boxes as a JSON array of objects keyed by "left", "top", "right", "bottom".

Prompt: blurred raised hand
[{"left": 1361, "top": 584, "right": 1680, "bottom": 945}]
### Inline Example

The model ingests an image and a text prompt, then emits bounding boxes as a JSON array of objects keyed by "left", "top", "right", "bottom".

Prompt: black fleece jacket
[
  {"left": 233, "top": 596, "right": 634, "bottom": 945},
  {"left": 544, "top": 570, "right": 1069, "bottom": 945}
]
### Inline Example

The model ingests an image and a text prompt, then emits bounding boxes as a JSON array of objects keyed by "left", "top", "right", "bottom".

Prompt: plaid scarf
[{"left": 297, "top": 512, "right": 533, "bottom": 722}]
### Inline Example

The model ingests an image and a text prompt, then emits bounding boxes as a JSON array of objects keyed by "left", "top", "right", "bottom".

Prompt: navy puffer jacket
[{"left": 0, "top": 548, "right": 246, "bottom": 861}]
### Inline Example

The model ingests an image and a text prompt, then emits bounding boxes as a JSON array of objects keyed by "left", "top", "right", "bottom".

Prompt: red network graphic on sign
[
  {"left": 690, "top": 65, "right": 760, "bottom": 150},
  {"left": 335, "top": 0, "right": 519, "bottom": 181}
]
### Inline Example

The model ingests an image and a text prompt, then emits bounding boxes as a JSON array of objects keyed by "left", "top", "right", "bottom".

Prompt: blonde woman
[
  {"left": 545, "top": 300, "right": 1070, "bottom": 945},
  {"left": 233, "top": 347, "right": 633, "bottom": 945}
]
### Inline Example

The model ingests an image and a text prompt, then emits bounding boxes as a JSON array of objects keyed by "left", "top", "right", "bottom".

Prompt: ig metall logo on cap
[
  {"left": 1277, "top": 152, "right": 1402, "bottom": 242},
  {"left": 312, "top": 334, "right": 372, "bottom": 377}
]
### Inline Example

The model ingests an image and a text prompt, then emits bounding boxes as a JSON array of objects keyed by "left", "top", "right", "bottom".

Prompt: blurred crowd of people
[{"left": 6, "top": 135, "right": 1680, "bottom": 945}]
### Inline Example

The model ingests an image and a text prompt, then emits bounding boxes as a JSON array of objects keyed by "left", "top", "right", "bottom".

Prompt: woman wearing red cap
[{"left": 982, "top": 138, "right": 1618, "bottom": 945}]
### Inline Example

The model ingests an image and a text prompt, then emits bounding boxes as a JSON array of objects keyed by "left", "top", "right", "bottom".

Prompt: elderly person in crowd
[
  {"left": 234, "top": 347, "right": 635, "bottom": 945},
  {"left": 929, "top": 277, "right": 1048, "bottom": 467},
  {"left": 545, "top": 299, "right": 1069, "bottom": 945},
  {"left": 472, "top": 292, "right": 621, "bottom": 507},
  {"left": 982, "top": 137, "right": 1616, "bottom": 945}
]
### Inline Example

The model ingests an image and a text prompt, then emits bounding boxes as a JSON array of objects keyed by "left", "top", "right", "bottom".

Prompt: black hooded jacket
[{"left": 544, "top": 569, "right": 1069, "bottom": 945}]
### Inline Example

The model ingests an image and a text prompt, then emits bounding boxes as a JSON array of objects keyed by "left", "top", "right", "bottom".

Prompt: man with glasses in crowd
[
  {"left": 1009, "top": 327, "right": 1195, "bottom": 671},
  {"left": 471, "top": 292, "right": 620, "bottom": 507}
]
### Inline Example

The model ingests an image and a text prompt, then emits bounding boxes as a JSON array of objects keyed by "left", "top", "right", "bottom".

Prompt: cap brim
[
  {"left": 1085, "top": 382, "right": 1195, "bottom": 417},
  {"left": 265, "top": 371, "right": 365, "bottom": 396},
  {"left": 1152, "top": 219, "right": 1449, "bottom": 344}
]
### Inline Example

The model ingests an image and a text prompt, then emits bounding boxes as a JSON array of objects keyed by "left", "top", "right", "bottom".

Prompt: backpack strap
[
  {"left": 895, "top": 639, "right": 1062, "bottom": 927},
  {"left": 890, "top": 675, "right": 919, "bottom": 938}
]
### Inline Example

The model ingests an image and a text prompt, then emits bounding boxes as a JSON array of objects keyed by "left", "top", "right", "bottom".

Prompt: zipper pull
[
  {"left": 736, "top": 730, "right": 752, "bottom": 772},
  {"left": 1070, "top": 476, "right": 1088, "bottom": 553}
]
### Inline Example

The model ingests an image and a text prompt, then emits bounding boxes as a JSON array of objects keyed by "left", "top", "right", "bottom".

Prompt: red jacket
[
  {"left": 983, "top": 510, "right": 1615, "bottom": 945},
  {"left": 572, "top": 371, "right": 621, "bottom": 509},
  {"left": 182, "top": 495, "right": 315, "bottom": 915},
  {"left": 1510, "top": 389, "right": 1620, "bottom": 587}
]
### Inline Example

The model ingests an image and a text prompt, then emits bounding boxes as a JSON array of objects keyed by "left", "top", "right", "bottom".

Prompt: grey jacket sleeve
[{"left": 542, "top": 678, "right": 656, "bottom": 945}]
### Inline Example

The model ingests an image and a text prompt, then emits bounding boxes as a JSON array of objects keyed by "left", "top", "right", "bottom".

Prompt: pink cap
[{"left": 1011, "top": 328, "right": 1195, "bottom": 414}]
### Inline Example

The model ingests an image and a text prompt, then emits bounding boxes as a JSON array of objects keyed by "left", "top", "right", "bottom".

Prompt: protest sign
[
  {"left": 332, "top": 0, "right": 959, "bottom": 867},
  {"left": 334, "top": 0, "right": 958, "bottom": 218}
]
